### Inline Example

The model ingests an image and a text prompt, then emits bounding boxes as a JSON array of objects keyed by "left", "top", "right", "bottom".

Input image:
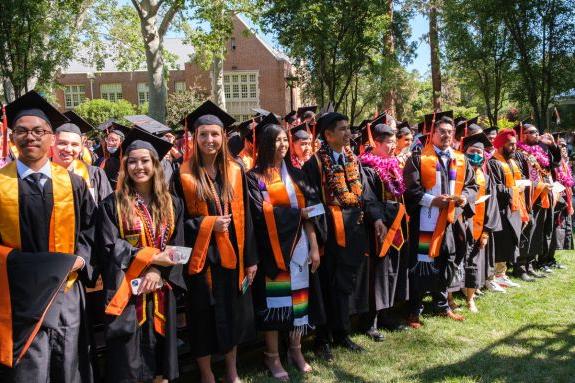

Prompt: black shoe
[
  {"left": 333, "top": 336, "right": 365, "bottom": 352},
  {"left": 380, "top": 321, "right": 410, "bottom": 332},
  {"left": 365, "top": 328, "right": 385, "bottom": 342},
  {"left": 527, "top": 270, "right": 546, "bottom": 278},
  {"left": 520, "top": 273, "right": 535, "bottom": 282},
  {"left": 314, "top": 342, "right": 334, "bottom": 362}
]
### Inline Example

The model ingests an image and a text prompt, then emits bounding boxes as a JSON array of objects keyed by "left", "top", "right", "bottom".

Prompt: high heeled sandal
[
  {"left": 287, "top": 345, "right": 312, "bottom": 373},
  {"left": 263, "top": 352, "right": 289, "bottom": 381}
]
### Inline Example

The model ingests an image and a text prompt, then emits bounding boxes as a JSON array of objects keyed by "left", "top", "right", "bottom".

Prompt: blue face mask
[{"left": 466, "top": 152, "right": 484, "bottom": 166}]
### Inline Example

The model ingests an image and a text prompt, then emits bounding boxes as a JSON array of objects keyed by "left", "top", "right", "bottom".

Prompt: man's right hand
[{"left": 431, "top": 195, "right": 451, "bottom": 208}]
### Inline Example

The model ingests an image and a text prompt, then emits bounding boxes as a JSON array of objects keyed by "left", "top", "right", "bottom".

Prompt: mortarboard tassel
[{"left": 1, "top": 105, "right": 8, "bottom": 159}]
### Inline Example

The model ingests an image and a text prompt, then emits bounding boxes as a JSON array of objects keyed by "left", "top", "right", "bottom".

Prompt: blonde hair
[
  {"left": 115, "top": 153, "right": 174, "bottom": 230},
  {"left": 188, "top": 125, "right": 234, "bottom": 205}
]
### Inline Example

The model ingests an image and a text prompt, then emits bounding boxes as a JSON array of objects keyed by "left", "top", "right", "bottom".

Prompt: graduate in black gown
[
  {"left": 95, "top": 121, "right": 130, "bottom": 190},
  {"left": 171, "top": 101, "right": 258, "bottom": 383},
  {"left": 97, "top": 128, "right": 185, "bottom": 383},
  {"left": 52, "top": 123, "right": 113, "bottom": 205},
  {"left": 0, "top": 91, "right": 96, "bottom": 383},
  {"left": 359, "top": 123, "right": 409, "bottom": 340},
  {"left": 247, "top": 120, "right": 324, "bottom": 380},
  {"left": 461, "top": 133, "right": 501, "bottom": 312},
  {"left": 513, "top": 124, "right": 560, "bottom": 279},
  {"left": 487, "top": 129, "right": 527, "bottom": 289},
  {"left": 402, "top": 113, "right": 477, "bottom": 328},
  {"left": 301, "top": 112, "right": 380, "bottom": 359}
]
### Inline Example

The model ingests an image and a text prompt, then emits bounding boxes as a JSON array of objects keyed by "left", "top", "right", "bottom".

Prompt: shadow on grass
[{"left": 408, "top": 323, "right": 575, "bottom": 383}]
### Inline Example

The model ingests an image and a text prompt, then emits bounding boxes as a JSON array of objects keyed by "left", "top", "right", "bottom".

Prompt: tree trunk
[
  {"left": 381, "top": 0, "right": 396, "bottom": 117},
  {"left": 429, "top": 2, "right": 442, "bottom": 111},
  {"left": 140, "top": 11, "right": 166, "bottom": 122},
  {"left": 212, "top": 55, "right": 226, "bottom": 110}
]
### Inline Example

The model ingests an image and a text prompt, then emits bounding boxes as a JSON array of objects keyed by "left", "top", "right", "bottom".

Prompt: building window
[
  {"left": 175, "top": 81, "right": 186, "bottom": 93},
  {"left": 64, "top": 85, "right": 86, "bottom": 108},
  {"left": 137, "top": 83, "right": 149, "bottom": 105},
  {"left": 223, "top": 71, "right": 259, "bottom": 120},
  {"left": 100, "top": 83, "right": 123, "bottom": 102}
]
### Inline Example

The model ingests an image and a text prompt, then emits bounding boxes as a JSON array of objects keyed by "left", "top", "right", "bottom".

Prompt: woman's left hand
[
  {"left": 138, "top": 267, "right": 162, "bottom": 294},
  {"left": 245, "top": 265, "right": 258, "bottom": 285}
]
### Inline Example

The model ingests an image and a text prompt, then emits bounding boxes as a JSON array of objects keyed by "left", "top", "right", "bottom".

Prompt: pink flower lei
[
  {"left": 555, "top": 160, "right": 575, "bottom": 187},
  {"left": 359, "top": 152, "right": 406, "bottom": 197},
  {"left": 517, "top": 142, "right": 550, "bottom": 168}
]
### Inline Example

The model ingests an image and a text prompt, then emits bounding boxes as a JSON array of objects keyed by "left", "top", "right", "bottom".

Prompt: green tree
[
  {"left": 74, "top": 98, "right": 138, "bottom": 126},
  {"left": 0, "top": 0, "right": 94, "bottom": 102}
]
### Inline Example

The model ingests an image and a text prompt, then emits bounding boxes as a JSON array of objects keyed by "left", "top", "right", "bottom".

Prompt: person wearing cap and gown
[
  {"left": 96, "top": 128, "right": 185, "bottom": 383},
  {"left": 487, "top": 129, "right": 527, "bottom": 290},
  {"left": 171, "top": 101, "right": 258, "bottom": 383},
  {"left": 95, "top": 121, "right": 130, "bottom": 190},
  {"left": 289, "top": 122, "right": 313, "bottom": 168},
  {"left": 246, "top": 118, "right": 325, "bottom": 380},
  {"left": 460, "top": 133, "right": 502, "bottom": 312},
  {"left": 395, "top": 124, "right": 413, "bottom": 167},
  {"left": 301, "top": 111, "right": 380, "bottom": 359},
  {"left": 236, "top": 118, "right": 259, "bottom": 170},
  {"left": 402, "top": 113, "right": 477, "bottom": 328},
  {"left": 52, "top": 123, "right": 113, "bottom": 205},
  {"left": 512, "top": 123, "right": 560, "bottom": 279},
  {"left": 551, "top": 137, "right": 574, "bottom": 253},
  {"left": 64, "top": 111, "right": 97, "bottom": 165},
  {"left": 358, "top": 123, "right": 409, "bottom": 340},
  {"left": 0, "top": 91, "right": 96, "bottom": 383}
]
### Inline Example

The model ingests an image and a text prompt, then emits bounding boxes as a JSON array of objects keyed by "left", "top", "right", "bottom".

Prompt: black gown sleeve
[
  {"left": 71, "top": 173, "right": 98, "bottom": 285},
  {"left": 487, "top": 159, "right": 514, "bottom": 211}
]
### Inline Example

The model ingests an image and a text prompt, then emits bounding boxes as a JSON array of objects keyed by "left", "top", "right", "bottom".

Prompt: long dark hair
[{"left": 254, "top": 124, "right": 284, "bottom": 171}]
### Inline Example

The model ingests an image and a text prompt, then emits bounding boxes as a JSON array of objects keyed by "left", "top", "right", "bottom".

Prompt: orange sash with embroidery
[
  {"left": 261, "top": 169, "right": 306, "bottom": 271},
  {"left": 314, "top": 154, "right": 346, "bottom": 247},
  {"left": 531, "top": 182, "right": 551, "bottom": 209},
  {"left": 473, "top": 168, "right": 486, "bottom": 240},
  {"left": 0, "top": 161, "right": 77, "bottom": 286},
  {"left": 378, "top": 203, "right": 406, "bottom": 257},
  {"left": 493, "top": 152, "right": 529, "bottom": 222},
  {"left": 180, "top": 160, "right": 246, "bottom": 288},
  {"left": 420, "top": 146, "right": 466, "bottom": 257}
]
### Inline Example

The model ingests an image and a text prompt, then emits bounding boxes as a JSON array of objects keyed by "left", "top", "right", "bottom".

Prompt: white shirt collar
[
  {"left": 433, "top": 145, "right": 452, "bottom": 158},
  {"left": 332, "top": 150, "right": 344, "bottom": 163},
  {"left": 16, "top": 159, "right": 52, "bottom": 180}
]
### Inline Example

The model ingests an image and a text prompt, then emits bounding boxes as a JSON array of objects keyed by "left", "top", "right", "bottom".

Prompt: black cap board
[
  {"left": 124, "top": 115, "right": 171, "bottom": 136},
  {"left": 180, "top": 100, "right": 236, "bottom": 130},
  {"left": 6, "top": 90, "right": 69, "bottom": 129},
  {"left": 63, "top": 111, "right": 94, "bottom": 134},
  {"left": 462, "top": 132, "right": 492, "bottom": 151},
  {"left": 122, "top": 127, "right": 173, "bottom": 159},
  {"left": 289, "top": 122, "right": 311, "bottom": 141}
]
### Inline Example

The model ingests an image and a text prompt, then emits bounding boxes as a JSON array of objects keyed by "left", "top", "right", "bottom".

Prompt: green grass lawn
[{"left": 180, "top": 251, "right": 575, "bottom": 383}]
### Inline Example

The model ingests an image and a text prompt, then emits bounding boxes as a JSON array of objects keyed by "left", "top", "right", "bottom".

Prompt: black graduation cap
[
  {"left": 315, "top": 112, "right": 348, "bottom": 136},
  {"left": 513, "top": 117, "right": 534, "bottom": 138},
  {"left": 455, "top": 116, "right": 479, "bottom": 138},
  {"left": 296, "top": 105, "right": 317, "bottom": 119},
  {"left": 180, "top": 100, "right": 236, "bottom": 131},
  {"left": 96, "top": 119, "right": 130, "bottom": 139},
  {"left": 462, "top": 132, "right": 492, "bottom": 151},
  {"left": 251, "top": 107, "right": 271, "bottom": 117},
  {"left": 397, "top": 120, "right": 410, "bottom": 130},
  {"left": 5, "top": 90, "right": 69, "bottom": 129},
  {"left": 358, "top": 119, "right": 371, "bottom": 129},
  {"left": 227, "top": 131, "right": 244, "bottom": 157},
  {"left": 420, "top": 111, "right": 454, "bottom": 134},
  {"left": 413, "top": 133, "right": 429, "bottom": 149},
  {"left": 254, "top": 111, "right": 281, "bottom": 139},
  {"left": 121, "top": 127, "right": 173, "bottom": 159},
  {"left": 289, "top": 122, "right": 311, "bottom": 141},
  {"left": 284, "top": 110, "right": 297, "bottom": 123},
  {"left": 63, "top": 111, "right": 94, "bottom": 134},
  {"left": 454, "top": 117, "right": 466, "bottom": 126},
  {"left": 483, "top": 126, "right": 499, "bottom": 135},
  {"left": 124, "top": 115, "right": 171, "bottom": 136},
  {"left": 236, "top": 117, "right": 261, "bottom": 141}
]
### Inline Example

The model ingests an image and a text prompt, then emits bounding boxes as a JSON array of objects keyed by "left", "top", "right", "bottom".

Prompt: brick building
[{"left": 55, "top": 15, "right": 301, "bottom": 122}]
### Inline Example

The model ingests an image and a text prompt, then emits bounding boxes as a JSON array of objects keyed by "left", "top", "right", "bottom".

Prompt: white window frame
[
  {"left": 137, "top": 83, "right": 149, "bottom": 105},
  {"left": 100, "top": 83, "right": 123, "bottom": 102},
  {"left": 223, "top": 70, "right": 259, "bottom": 120},
  {"left": 64, "top": 85, "right": 86, "bottom": 108},
  {"left": 175, "top": 81, "right": 186, "bottom": 94}
]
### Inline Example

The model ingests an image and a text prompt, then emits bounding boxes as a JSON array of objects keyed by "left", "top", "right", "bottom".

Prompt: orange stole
[
  {"left": 0, "top": 162, "right": 77, "bottom": 285},
  {"left": 493, "top": 152, "right": 529, "bottom": 222},
  {"left": 180, "top": 160, "right": 246, "bottom": 288},
  {"left": 420, "top": 146, "right": 466, "bottom": 257},
  {"left": 473, "top": 168, "right": 486, "bottom": 240},
  {"left": 378, "top": 203, "right": 406, "bottom": 257},
  {"left": 0, "top": 246, "right": 13, "bottom": 367},
  {"left": 70, "top": 159, "right": 91, "bottom": 188},
  {"left": 531, "top": 182, "right": 550, "bottom": 209},
  {"left": 262, "top": 170, "right": 306, "bottom": 271}
]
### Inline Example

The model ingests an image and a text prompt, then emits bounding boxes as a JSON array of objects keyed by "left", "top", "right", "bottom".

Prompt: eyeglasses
[
  {"left": 524, "top": 130, "right": 539, "bottom": 135},
  {"left": 13, "top": 127, "right": 53, "bottom": 138}
]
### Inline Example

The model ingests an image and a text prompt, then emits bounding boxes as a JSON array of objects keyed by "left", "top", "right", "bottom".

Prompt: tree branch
[{"left": 159, "top": 0, "right": 182, "bottom": 38}]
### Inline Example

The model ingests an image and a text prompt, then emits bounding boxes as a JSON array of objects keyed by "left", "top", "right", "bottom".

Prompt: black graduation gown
[
  {"left": 301, "top": 155, "right": 375, "bottom": 333},
  {"left": 172, "top": 166, "right": 258, "bottom": 358},
  {"left": 0, "top": 169, "right": 96, "bottom": 383},
  {"left": 87, "top": 165, "right": 113, "bottom": 205},
  {"left": 487, "top": 157, "right": 523, "bottom": 265},
  {"left": 95, "top": 151, "right": 122, "bottom": 190},
  {"left": 246, "top": 164, "right": 325, "bottom": 332},
  {"left": 96, "top": 194, "right": 185, "bottom": 382},
  {"left": 464, "top": 168, "right": 502, "bottom": 289},
  {"left": 403, "top": 151, "right": 477, "bottom": 292},
  {"left": 362, "top": 165, "right": 409, "bottom": 310}
]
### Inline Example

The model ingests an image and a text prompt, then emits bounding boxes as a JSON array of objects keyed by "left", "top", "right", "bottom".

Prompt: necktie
[
  {"left": 27, "top": 173, "right": 44, "bottom": 197},
  {"left": 437, "top": 150, "right": 449, "bottom": 159}
]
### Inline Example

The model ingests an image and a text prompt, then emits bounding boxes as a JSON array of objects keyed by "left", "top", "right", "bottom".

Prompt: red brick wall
[{"left": 55, "top": 16, "right": 298, "bottom": 117}]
